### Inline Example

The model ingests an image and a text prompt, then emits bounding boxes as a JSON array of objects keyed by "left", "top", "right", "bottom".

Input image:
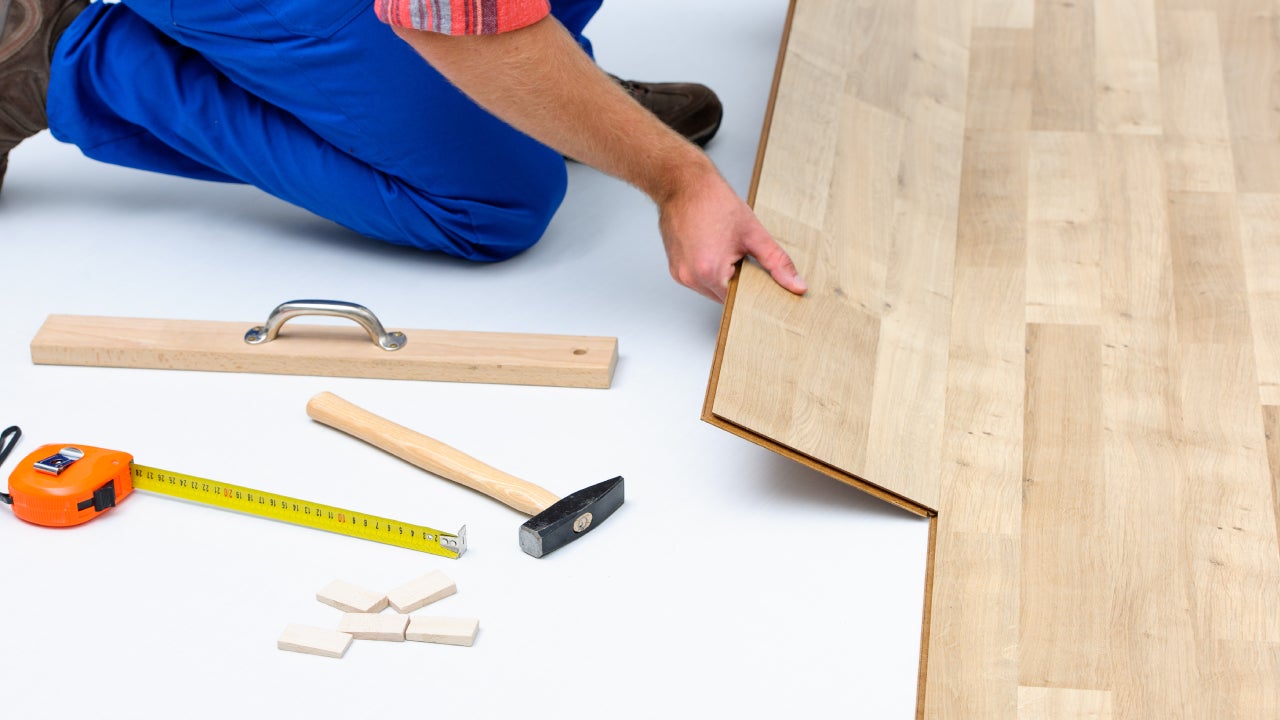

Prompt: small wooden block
[
  {"left": 406, "top": 616, "right": 479, "bottom": 647},
  {"left": 338, "top": 613, "right": 409, "bottom": 641},
  {"left": 316, "top": 579, "right": 389, "bottom": 613},
  {"left": 278, "top": 624, "right": 353, "bottom": 658},
  {"left": 387, "top": 570, "right": 456, "bottom": 613}
]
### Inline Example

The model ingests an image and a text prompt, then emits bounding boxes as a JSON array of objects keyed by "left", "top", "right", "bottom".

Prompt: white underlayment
[{"left": 0, "top": 1, "right": 928, "bottom": 717}]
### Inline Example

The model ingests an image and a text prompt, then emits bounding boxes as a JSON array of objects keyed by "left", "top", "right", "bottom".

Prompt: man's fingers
[
  {"left": 709, "top": 264, "right": 732, "bottom": 302},
  {"left": 690, "top": 265, "right": 731, "bottom": 303},
  {"left": 672, "top": 260, "right": 729, "bottom": 303},
  {"left": 747, "top": 233, "right": 807, "bottom": 296},
  {"left": 691, "top": 250, "right": 785, "bottom": 303},
  {"left": 665, "top": 218, "right": 804, "bottom": 303},
  {"left": 763, "top": 250, "right": 808, "bottom": 295}
]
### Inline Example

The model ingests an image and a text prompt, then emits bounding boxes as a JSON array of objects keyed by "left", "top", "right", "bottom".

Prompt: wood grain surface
[
  {"left": 31, "top": 314, "right": 617, "bottom": 389},
  {"left": 705, "top": 0, "right": 1280, "bottom": 716}
]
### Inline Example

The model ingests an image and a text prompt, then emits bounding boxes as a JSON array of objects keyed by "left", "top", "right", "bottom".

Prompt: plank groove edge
[{"left": 703, "top": 412, "right": 934, "bottom": 517}]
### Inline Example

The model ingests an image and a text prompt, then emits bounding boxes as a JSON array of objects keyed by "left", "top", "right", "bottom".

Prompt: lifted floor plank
[{"left": 705, "top": 0, "right": 973, "bottom": 514}]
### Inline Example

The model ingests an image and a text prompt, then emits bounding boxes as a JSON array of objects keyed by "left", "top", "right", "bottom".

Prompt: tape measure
[{"left": 2, "top": 442, "right": 465, "bottom": 558}]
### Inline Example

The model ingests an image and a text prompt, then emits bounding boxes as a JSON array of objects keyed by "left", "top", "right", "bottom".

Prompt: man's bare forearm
[
  {"left": 393, "top": 17, "right": 715, "bottom": 204},
  {"left": 393, "top": 16, "right": 806, "bottom": 301}
]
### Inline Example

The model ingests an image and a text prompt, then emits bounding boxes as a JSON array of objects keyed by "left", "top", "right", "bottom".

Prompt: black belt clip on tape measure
[{"left": 0, "top": 425, "right": 22, "bottom": 506}]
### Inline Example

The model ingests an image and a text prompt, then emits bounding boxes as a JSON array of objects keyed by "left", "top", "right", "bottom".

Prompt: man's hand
[
  {"left": 394, "top": 17, "right": 806, "bottom": 303},
  {"left": 657, "top": 161, "right": 806, "bottom": 302}
]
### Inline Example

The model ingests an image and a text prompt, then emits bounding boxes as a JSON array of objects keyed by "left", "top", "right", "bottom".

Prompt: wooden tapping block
[
  {"left": 386, "top": 570, "right": 456, "bottom": 613},
  {"left": 406, "top": 616, "right": 479, "bottom": 647},
  {"left": 30, "top": 312, "right": 618, "bottom": 389},
  {"left": 338, "top": 613, "right": 410, "bottom": 641},
  {"left": 316, "top": 579, "right": 389, "bottom": 614},
  {"left": 277, "top": 624, "right": 353, "bottom": 659}
]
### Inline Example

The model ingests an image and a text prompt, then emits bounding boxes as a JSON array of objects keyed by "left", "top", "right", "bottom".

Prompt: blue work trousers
[{"left": 46, "top": 0, "right": 603, "bottom": 261}]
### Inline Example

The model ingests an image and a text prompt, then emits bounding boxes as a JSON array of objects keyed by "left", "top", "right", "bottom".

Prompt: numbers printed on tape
[{"left": 130, "top": 465, "right": 464, "bottom": 558}]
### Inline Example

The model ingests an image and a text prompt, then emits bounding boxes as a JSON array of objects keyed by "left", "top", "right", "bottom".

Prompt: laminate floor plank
[
  {"left": 1025, "top": 131, "right": 1103, "bottom": 326},
  {"left": 1031, "top": 0, "right": 1096, "bottom": 131},
  {"left": 709, "top": 0, "right": 974, "bottom": 513},
  {"left": 938, "top": 132, "right": 1027, "bottom": 535},
  {"left": 1168, "top": 192, "right": 1252, "bottom": 344},
  {"left": 922, "top": 530, "right": 1020, "bottom": 719},
  {"left": 1157, "top": 8, "right": 1236, "bottom": 193},
  {"left": 1019, "top": 323, "right": 1109, "bottom": 691},
  {"left": 966, "top": 29, "right": 1034, "bottom": 132},
  {"left": 1238, "top": 195, "right": 1280, "bottom": 405},
  {"left": 1217, "top": 0, "right": 1280, "bottom": 192},
  {"left": 1093, "top": 0, "right": 1162, "bottom": 135},
  {"left": 1017, "top": 686, "right": 1114, "bottom": 720},
  {"left": 1265, "top": 406, "right": 1280, "bottom": 548},
  {"left": 974, "top": 0, "right": 1034, "bottom": 29}
]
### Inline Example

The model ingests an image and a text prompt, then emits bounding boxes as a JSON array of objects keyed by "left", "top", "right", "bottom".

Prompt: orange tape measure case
[{"left": 6, "top": 444, "right": 135, "bottom": 527}]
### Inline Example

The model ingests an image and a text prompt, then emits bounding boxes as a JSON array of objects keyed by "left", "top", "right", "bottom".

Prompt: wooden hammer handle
[{"left": 306, "top": 392, "right": 560, "bottom": 516}]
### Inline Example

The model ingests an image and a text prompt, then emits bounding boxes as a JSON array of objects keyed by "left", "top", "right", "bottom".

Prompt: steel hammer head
[{"left": 519, "top": 476, "right": 624, "bottom": 558}]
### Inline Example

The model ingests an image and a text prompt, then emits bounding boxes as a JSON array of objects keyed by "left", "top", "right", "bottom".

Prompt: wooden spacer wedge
[
  {"left": 316, "top": 579, "right": 389, "bottom": 614},
  {"left": 338, "top": 613, "right": 410, "bottom": 641},
  {"left": 387, "top": 570, "right": 456, "bottom": 613},
  {"left": 406, "top": 616, "right": 479, "bottom": 647},
  {"left": 278, "top": 624, "right": 353, "bottom": 658}
]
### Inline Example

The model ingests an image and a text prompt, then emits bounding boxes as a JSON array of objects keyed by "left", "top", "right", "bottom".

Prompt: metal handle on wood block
[{"left": 244, "top": 300, "right": 407, "bottom": 351}]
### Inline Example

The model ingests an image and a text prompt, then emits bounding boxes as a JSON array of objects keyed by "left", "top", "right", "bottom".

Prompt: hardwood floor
[{"left": 704, "top": 1, "right": 1280, "bottom": 716}]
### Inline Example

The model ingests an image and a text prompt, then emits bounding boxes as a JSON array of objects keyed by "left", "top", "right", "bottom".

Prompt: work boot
[
  {"left": 0, "top": 0, "right": 88, "bottom": 194},
  {"left": 613, "top": 75, "right": 724, "bottom": 148}
]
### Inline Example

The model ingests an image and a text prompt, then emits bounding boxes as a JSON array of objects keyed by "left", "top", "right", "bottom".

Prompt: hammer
[{"left": 306, "top": 392, "right": 624, "bottom": 558}]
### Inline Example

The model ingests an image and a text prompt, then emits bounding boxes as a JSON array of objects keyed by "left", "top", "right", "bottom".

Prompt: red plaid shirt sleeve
[{"left": 375, "top": 0, "right": 551, "bottom": 35}]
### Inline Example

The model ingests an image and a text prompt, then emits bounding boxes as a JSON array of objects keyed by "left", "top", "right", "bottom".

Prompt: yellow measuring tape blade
[{"left": 130, "top": 464, "right": 464, "bottom": 558}]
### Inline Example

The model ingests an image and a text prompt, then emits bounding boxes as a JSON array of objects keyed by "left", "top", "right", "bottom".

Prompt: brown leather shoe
[
  {"left": 0, "top": 0, "right": 87, "bottom": 194},
  {"left": 612, "top": 75, "right": 724, "bottom": 148}
]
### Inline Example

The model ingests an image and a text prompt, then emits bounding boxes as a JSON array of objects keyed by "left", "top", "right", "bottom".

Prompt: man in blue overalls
[{"left": 0, "top": 0, "right": 807, "bottom": 302}]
